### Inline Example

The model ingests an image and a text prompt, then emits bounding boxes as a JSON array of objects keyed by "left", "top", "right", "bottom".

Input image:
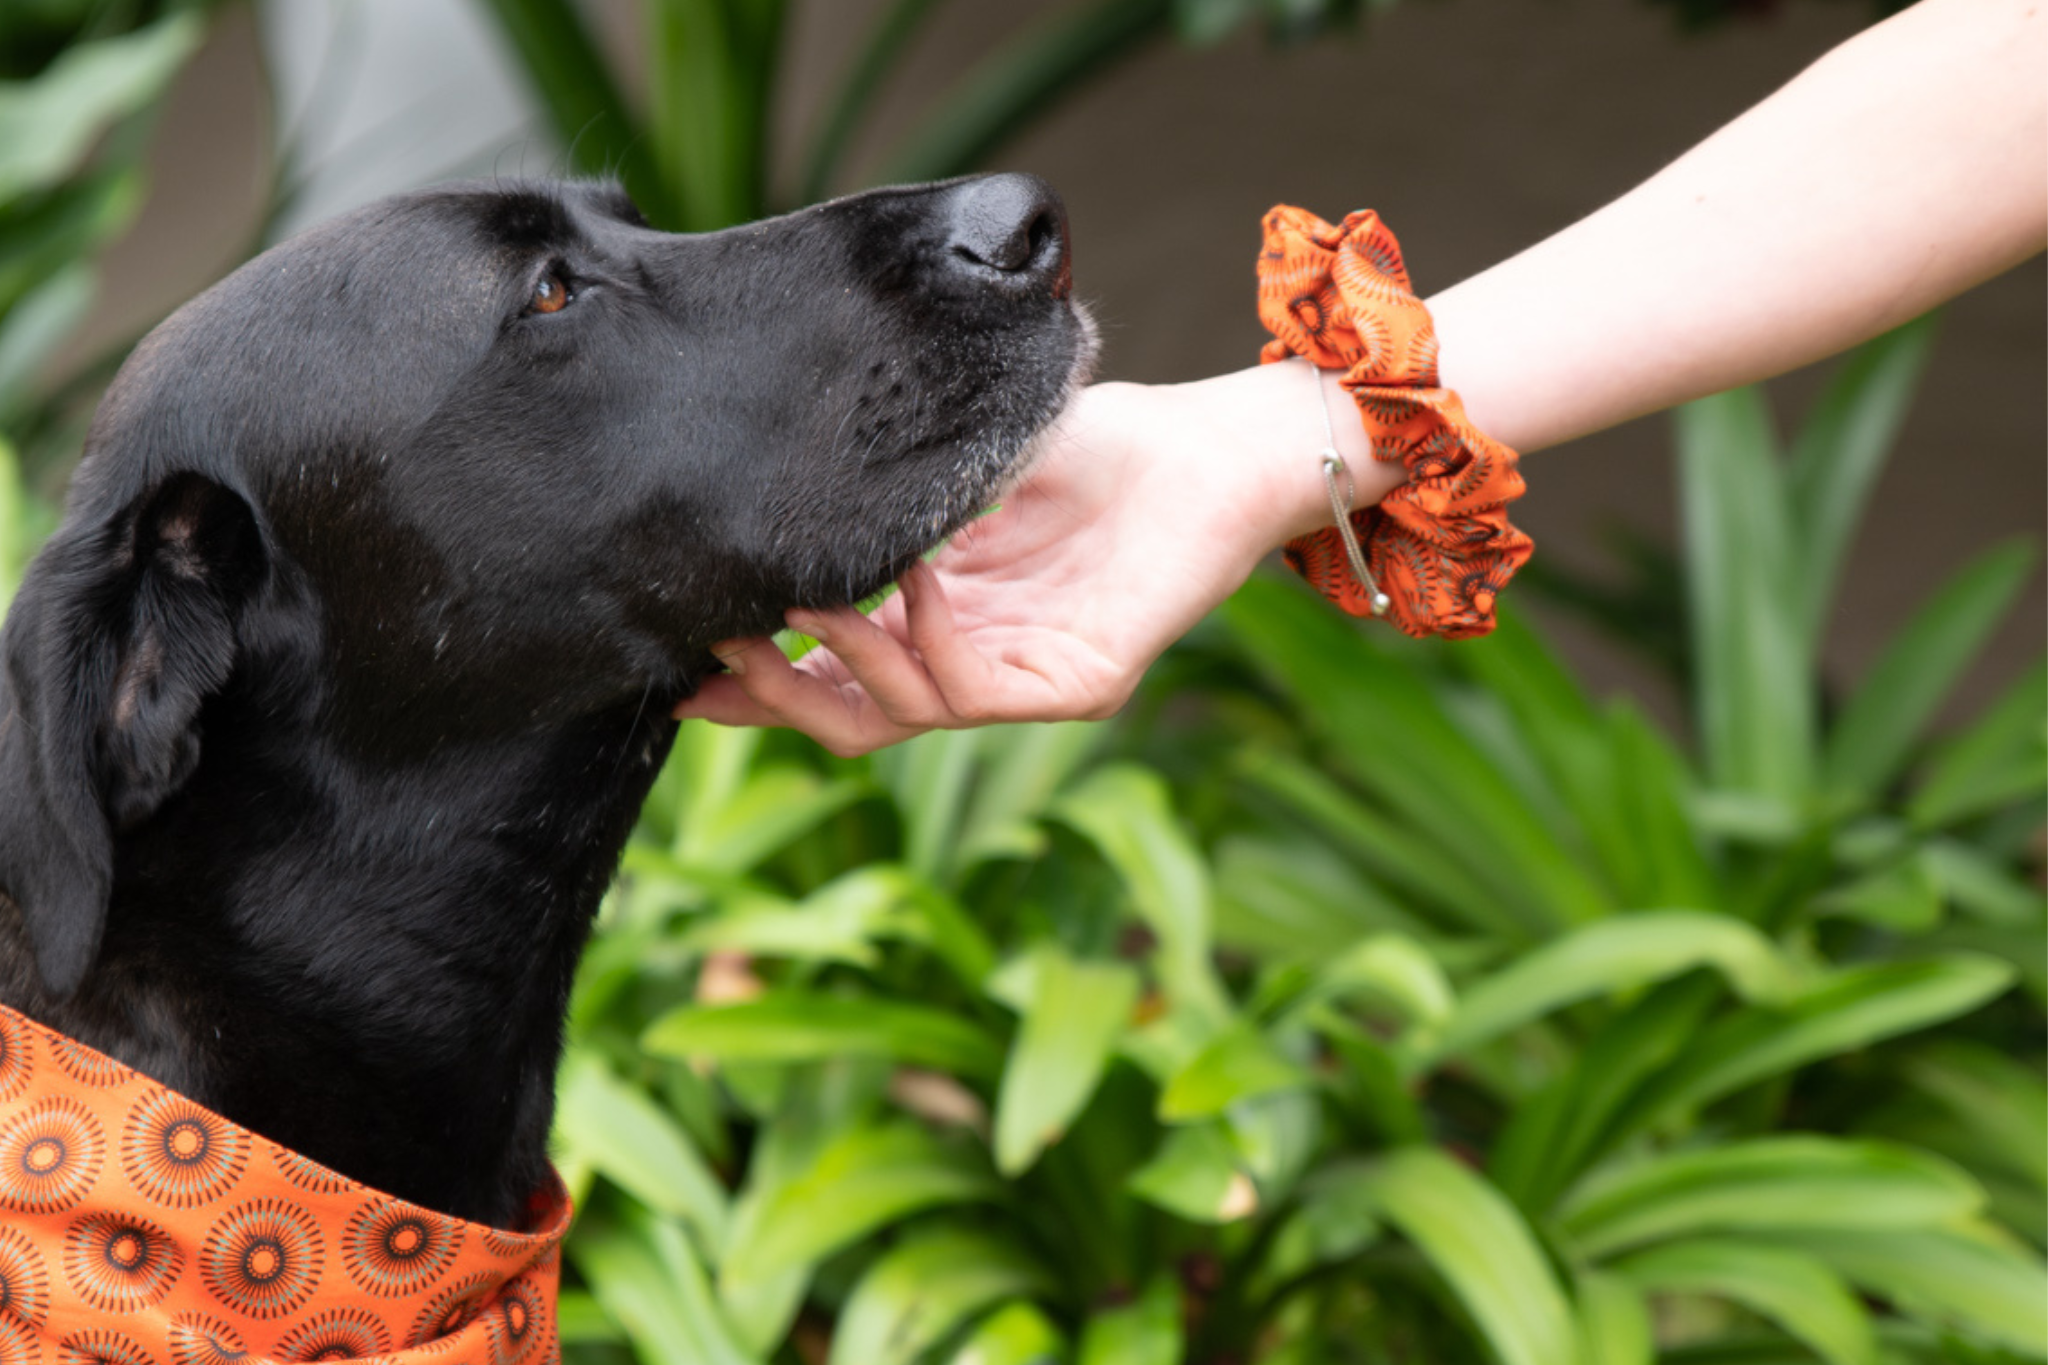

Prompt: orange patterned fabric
[
  {"left": 1257, "top": 205, "right": 1533, "bottom": 639},
  {"left": 0, "top": 1003, "right": 566, "bottom": 1362}
]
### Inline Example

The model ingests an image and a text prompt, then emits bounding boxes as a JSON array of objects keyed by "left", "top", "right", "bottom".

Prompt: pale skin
[{"left": 678, "top": 0, "right": 2047, "bottom": 756}]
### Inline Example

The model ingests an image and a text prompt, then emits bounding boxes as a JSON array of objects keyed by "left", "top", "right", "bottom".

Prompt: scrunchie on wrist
[{"left": 1256, "top": 205, "right": 1533, "bottom": 640}]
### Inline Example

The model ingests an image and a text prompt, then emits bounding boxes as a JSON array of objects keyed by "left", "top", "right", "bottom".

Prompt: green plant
[
  {"left": 554, "top": 314, "right": 2045, "bottom": 1364},
  {"left": 474, "top": 0, "right": 1369, "bottom": 233},
  {"left": 0, "top": 1, "right": 215, "bottom": 450}
]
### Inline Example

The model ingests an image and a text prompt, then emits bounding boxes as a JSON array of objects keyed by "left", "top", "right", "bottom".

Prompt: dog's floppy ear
[{"left": 0, "top": 472, "right": 264, "bottom": 997}]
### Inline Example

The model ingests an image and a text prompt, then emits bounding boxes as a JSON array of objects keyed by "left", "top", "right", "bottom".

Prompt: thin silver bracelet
[{"left": 1311, "top": 364, "right": 1391, "bottom": 616}]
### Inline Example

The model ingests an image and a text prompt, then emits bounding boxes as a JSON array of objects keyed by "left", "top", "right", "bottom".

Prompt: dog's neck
[{"left": 1, "top": 671, "right": 678, "bottom": 1228}]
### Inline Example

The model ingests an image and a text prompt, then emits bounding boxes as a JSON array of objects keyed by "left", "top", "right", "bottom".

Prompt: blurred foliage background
[{"left": 0, "top": 2, "right": 2041, "bottom": 1363}]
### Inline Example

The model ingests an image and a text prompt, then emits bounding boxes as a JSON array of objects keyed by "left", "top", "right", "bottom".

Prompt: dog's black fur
[{"left": 0, "top": 174, "right": 1089, "bottom": 1227}]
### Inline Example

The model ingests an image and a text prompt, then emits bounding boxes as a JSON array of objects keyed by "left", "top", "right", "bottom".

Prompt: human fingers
[
  {"left": 671, "top": 672, "right": 781, "bottom": 726},
  {"left": 784, "top": 599, "right": 958, "bottom": 731},
  {"left": 687, "top": 633, "right": 924, "bottom": 757},
  {"left": 898, "top": 561, "right": 1090, "bottom": 722}
]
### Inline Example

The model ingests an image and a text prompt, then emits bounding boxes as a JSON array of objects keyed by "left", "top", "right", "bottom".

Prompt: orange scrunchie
[{"left": 1257, "top": 205, "right": 1533, "bottom": 639}]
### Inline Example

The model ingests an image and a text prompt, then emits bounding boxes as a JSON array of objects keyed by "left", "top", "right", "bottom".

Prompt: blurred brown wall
[{"left": 90, "top": 0, "right": 2048, "bottom": 718}]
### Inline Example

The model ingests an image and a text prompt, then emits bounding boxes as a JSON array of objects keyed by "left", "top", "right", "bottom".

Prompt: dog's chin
[
  {"left": 992, "top": 304, "right": 1099, "bottom": 505},
  {"left": 808, "top": 305, "right": 1100, "bottom": 613}
]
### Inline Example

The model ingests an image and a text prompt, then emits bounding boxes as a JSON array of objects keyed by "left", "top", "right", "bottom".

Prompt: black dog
[{"left": 0, "top": 174, "right": 1090, "bottom": 1228}]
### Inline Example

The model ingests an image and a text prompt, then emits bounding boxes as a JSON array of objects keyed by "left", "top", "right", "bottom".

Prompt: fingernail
[
  {"left": 898, "top": 571, "right": 919, "bottom": 605},
  {"left": 711, "top": 639, "right": 748, "bottom": 676},
  {"left": 788, "top": 612, "right": 832, "bottom": 644}
]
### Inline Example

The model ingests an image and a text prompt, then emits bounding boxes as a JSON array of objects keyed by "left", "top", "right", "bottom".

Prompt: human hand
[{"left": 673, "top": 360, "right": 1404, "bottom": 755}]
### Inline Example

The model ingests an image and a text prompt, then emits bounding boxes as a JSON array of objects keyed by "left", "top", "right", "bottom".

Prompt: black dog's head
[{"left": 0, "top": 174, "right": 1091, "bottom": 1001}]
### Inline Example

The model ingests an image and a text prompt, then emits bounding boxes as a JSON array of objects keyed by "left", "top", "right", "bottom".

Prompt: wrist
[{"left": 1189, "top": 359, "right": 1405, "bottom": 548}]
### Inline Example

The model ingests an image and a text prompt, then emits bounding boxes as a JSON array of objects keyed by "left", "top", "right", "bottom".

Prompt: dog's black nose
[{"left": 945, "top": 173, "right": 1070, "bottom": 298}]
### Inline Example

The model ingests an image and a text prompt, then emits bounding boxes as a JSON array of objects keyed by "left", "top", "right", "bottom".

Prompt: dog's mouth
[
  {"left": 990, "top": 306, "right": 1099, "bottom": 502},
  {"left": 862, "top": 300, "right": 1098, "bottom": 597}
]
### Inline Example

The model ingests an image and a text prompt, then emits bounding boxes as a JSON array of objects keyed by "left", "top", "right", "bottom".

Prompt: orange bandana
[
  {"left": 1257, "top": 205, "right": 1533, "bottom": 639},
  {"left": 0, "top": 1003, "right": 567, "bottom": 1361}
]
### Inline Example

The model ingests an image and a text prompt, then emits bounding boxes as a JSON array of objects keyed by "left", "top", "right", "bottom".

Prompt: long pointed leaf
[
  {"left": 883, "top": 0, "right": 1171, "bottom": 183},
  {"left": 1618, "top": 955, "right": 2014, "bottom": 1139},
  {"left": 1765, "top": 1228, "right": 2048, "bottom": 1356},
  {"left": 570, "top": 1206, "right": 762, "bottom": 1365},
  {"left": 798, "top": 0, "right": 947, "bottom": 203},
  {"left": 555, "top": 1051, "right": 731, "bottom": 1252},
  {"left": 473, "top": 0, "right": 664, "bottom": 217},
  {"left": 1226, "top": 576, "right": 1610, "bottom": 931},
  {"left": 1787, "top": 315, "right": 1938, "bottom": 642},
  {"left": 1422, "top": 910, "right": 1798, "bottom": 1067},
  {"left": 1679, "top": 387, "right": 1814, "bottom": 802},
  {"left": 644, "top": 993, "right": 1004, "bottom": 1081},
  {"left": 1559, "top": 1137, "right": 1982, "bottom": 1259},
  {"left": 1056, "top": 764, "right": 1231, "bottom": 1023},
  {"left": 829, "top": 1226, "right": 1052, "bottom": 1365},
  {"left": 1356, "top": 1148, "right": 1577, "bottom": 1365},
  {"left": 1824, "top": 541, "right": 2036, "bottom": 802},
  {"left": 1614, "top": 1238, "right": 1876, "bottom": 1365},
  {"left": 994, "top": 947, "right": 1139, "bottom": 1174},
  {"left": 1910, "top": 655, "right": 2048, "bottom": 828},
  {"left": 719, "top": 1122, "right": 995, "bottom": 1289}
]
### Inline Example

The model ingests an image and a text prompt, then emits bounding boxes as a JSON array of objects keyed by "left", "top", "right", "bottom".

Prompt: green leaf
[
  {"left": 1621, "top": 955, "right": 2015, "bottom": 1136},
  {"left": 1225, "top": 576, "right": 1610, "bottom": 931},
  {"left": 555, "top": 1288, "right": 623, "bottom": 1344},
  {"left": 1813, "top": 852, "right": 1944, "bottom": 932},
  {"left": 1490, "top": 976, "right": 1721, "bottom": 1212},
  {"left": 1901, "top": 1042, "right": 2048, "bottom": 1189},
  {"left": 945, "top": 1301, "right": 1067, "bottom": 1365},
  {"left": 883, "top": 0, "right": 1173, "bottom": 183},
  {"left": 0, "top": 15, "right": 202, "bottom": 200},
  {"left": 647, "top": 0, "right": 784, "bottom": 230},
  {"left": 673, "top": 765, "right": 868, "bottom": 875},
  {"left": 1787, "top": 315, "right": 1938, "bottom": 643},
  {"left": 1056, "top": 763, "right": 1231, "bottom": 1023},
  {"left": 1213, "top": 833, "right": 1428, "bottom": 958},
  {"left": 1910, "top": 656, "right": 2047, "bottom": 829},
  {"left": 1127, "top": 1123, "right": 1258, "bottom": 1224},
  {"left": 1316, "top": 1014, "right": 1427, "bottom": 1144},
  {"left": 1077, "top": 1274, "right": 1183, "bottom": 1365},
  {"left": 719, "top": 1122, "right": 995, "bottom": 1289},
  {"left": 1614, "top": 1238, "right": 1876, "bottom": 1365},
  {"left": 1679, "top": 387, "right": 1815, "bottom": 803},
  {"left": 994, "top": 947, "right": 1140, "bottom": 1175},
  {"left": 1422, "top": 911, "right": 1799, "bottom": 1067},
  {"left": 1158, "top": 1022, "right": 1313, "bottom": 1122},
  {"left": 829, "top": 1227, "right": 1053, "bottom": 1365},
  {"left": 955, "top": 721, "right": 1105, "bottom": 874},
  {"left": 1249, "top": 1163, "right": 1383, "bottom": 1301},
  {"left": 873, "top": 728, "right": 983, "bottom": 885},
  {"left": 1559, "top": 1137, "right": 1984, "bottom": 1259},
  {"left": 1921, "top": 839, "right": 2045, "bottom": 927},
  {"left": 1762, "top": 1229, "right": 2048, "bottom": 1357},
  {"left": 473, "top": 0, "right": 665, "bottom": 220},
  {"left": 676, "top": 868, "right": 921, "bottom": 968},
  {"left": 1237, "top": 748, "right": 1524, "bottom": 937},
  {"left": 570, "top": 1206, "right": 762, "bottom": 1365},
  {"left": 1575, "top": 1270, "right": 1653, "bottom": 1365},
  {"left": 1355, "top": 1148, "right": 1577, "bottom": 1365},
  {"left": 643, "top": 994, "right": 1004, "bottom": 1081},
  {"left": 554, "top": 1051, "right": 731, "bottom": 1253},
  {"left": 1824, "top": 541, "right": 2036, "bottom": 802},
  {"left": 1605, "top": 703, "right": 1720, "bottom": 908},
  {"left": 0, "top": 260, "right": 93, "bottom": 424}
]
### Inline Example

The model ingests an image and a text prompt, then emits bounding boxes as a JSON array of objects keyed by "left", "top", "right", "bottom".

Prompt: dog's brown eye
[{"left": 529, "top": 272, "right": 570, "bottom": 315}]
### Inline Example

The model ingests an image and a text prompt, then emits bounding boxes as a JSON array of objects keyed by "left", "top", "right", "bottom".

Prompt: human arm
[
  {"left": 1432, "top": 0, "right": 2046, "bottom": 452},
  {"left": 678, "top": 0, "right": 2046, "bottom": 752}
]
